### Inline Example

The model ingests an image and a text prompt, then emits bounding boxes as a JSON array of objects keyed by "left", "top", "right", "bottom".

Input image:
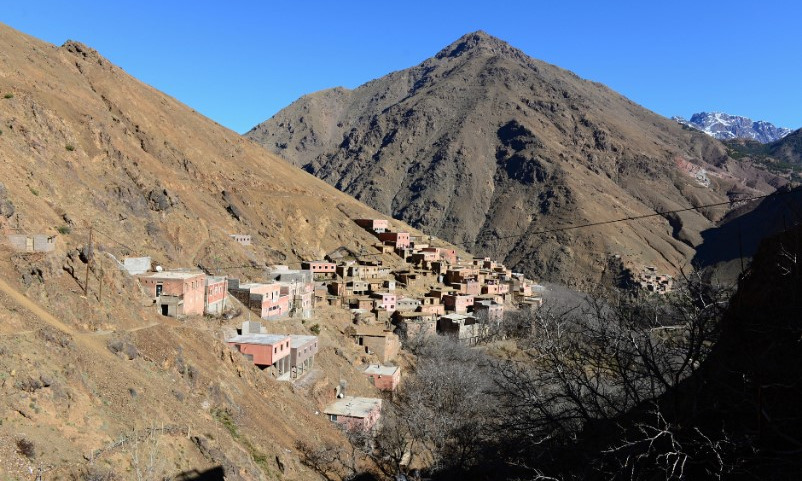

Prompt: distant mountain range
[
  {"left": 673, "top": 112, "right": 792, "bottom": 143},
  {"left": 248, "top": 31, "right": 786, "bottom": 286}
]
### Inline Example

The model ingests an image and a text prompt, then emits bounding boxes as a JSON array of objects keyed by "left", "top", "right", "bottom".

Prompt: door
[{"left": 161, "top": 304, "right": 169, "bottom": 316}]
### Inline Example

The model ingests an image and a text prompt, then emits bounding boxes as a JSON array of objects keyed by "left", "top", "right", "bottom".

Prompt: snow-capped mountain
[{"left": 672, "top": 112, "right": 792, "bottom": 143}]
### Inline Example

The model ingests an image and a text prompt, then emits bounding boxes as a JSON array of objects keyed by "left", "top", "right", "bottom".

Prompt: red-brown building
[
  {"left": 138, "top": 271, "right": 207, "bottom": 317},
  {"left": 363, "top": 365, "right": 401, "bottom": 392},
  {"left": 226, "top": 333, "right": 292, "bottom": 375},
  {"left": 442, "top": 294, "right": 474, "bottom": 314}
]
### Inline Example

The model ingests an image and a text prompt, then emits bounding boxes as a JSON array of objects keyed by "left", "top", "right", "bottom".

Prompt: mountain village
[{"left": 90, "top": 217, "right": 545, "bottom": 433}]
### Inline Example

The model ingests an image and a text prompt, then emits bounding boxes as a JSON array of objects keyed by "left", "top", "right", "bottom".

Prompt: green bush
[
  {"left": 3, "top": 93, "right": 13, "bottom": 99},
  {"left": 57, "top": 225, "right": 71, "bottom": 235},
  {"left": 310, "top": 324, "right": 321, "bottom": 335},
  {"left": 65, "top": 144, "right": 75, "bottom": 151}
]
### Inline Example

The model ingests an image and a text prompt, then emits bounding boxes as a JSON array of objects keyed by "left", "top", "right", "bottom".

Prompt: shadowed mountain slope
[{"left": 247, "top": 31, "right": 785, "bottom": 286}]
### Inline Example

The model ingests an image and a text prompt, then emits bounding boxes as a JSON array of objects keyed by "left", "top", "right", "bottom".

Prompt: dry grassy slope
[
  {"left": 0, "top": 23, "right": 425, "bottom": 479},
  {"left": 247, "top": 31, "right": 785, "bottom": 286}
]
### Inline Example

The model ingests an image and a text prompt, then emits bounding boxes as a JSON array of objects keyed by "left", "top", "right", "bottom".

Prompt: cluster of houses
[
  {"left": 127, "top": 217, "right": 544, "bottom": 432},
  {"left": 637, "top": 266, "right": 674, "bottom": 294}
]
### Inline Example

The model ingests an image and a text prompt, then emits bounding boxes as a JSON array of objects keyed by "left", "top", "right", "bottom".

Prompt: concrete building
[
  {"left": 394, "top": 311, "right": 437, "bottom": 340},
  {"left": 355, "top": 218, "right": 389, "bottom": 234},
  {"left": 324, "top": 396, "right": 383, "bottom": 431},
  {"left": 377, "top": 232, "right": 411, "bottom": 249},
  {"left": 289, "top": 335, "right": 318, "bottom": 379},
  {"left": 473, "top": 299, "right": 504, "bottom": 323},
  {"left": 138, "top": 271, "right": 206, "bottom": 317},
  {"left": 370, "top": 292, "right": 397, "bottom": 313},
  {"left": 438, "top": 313, "right": 484, "bottom": 345},
  {"left": 349, "top": 325, "right": 400, "bottom": 362},
  {"left": 226, "top": 334, "right": 292, "bottom": 375},
  {"left": 419, "top": 296, "right": 446, "bottom": 316},
  {"left": 363, "top": 365, "right": 401, "bottom": 392},
  {"left": 6, "top": 234, "right": 56, "bottom": 253},
  {"left": 396, "top": 297, "right": 422, "bottom": 312},
  {"left": 228, "top": 280, "right": 290, "bottom": 320},
  {"left": 302, "top": 261, "right": 337, "bottom": 278},
  {"left": 442, "top": 294, "right": 474, "bottom": 314},
  {"left": 122, "top": 257, "right": 151, "bottom": 275},
  {"left": 229, "top": 234, "right": 251, "bottom": 246},
  {"left": 204, "top": 276, "right": 228, "bottom": 315}
]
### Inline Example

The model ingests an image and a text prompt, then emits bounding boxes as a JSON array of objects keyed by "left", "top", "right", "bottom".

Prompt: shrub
[
  {"left": 57, "top": 225, "right": 71, "bottom": 234},
  {"left": 16, "top": 438, "right": 35, "bottom": 458},
  {"left": 29, "top": 186, "right": 39, "bottom": 196},
  {"left": 310, "top": 324, "right": 321, "bottom": 335},
  {"left": 65, "top": 144, "right": 75, "bottom": 151},
  {"left": 4, "top": 93, "right": 13, "bottom": 99}
]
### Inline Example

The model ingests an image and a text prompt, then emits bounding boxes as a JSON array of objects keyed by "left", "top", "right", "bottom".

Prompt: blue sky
[{"left": 3, "top": 1, "right": 801, "bottom": 133}]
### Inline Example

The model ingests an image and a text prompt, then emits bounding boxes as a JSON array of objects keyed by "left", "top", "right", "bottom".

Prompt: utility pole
[
  {"left": 98, "top": 256, "right": 104, "bottom": 302},
  {"left": 84, "top": 224, "right": 93, "bottom": 296}
]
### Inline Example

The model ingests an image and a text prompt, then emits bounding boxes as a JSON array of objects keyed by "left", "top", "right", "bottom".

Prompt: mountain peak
[
  {"left": 674, "top": 112, "right": 791, "bottom": 143},
  {"left": 434, "top": 30, "right": 522, "bottom": 60}
]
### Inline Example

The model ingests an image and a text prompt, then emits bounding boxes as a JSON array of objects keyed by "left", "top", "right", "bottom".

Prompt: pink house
[
  {"left": 474, "top": 300, "right": 504, "bottom": 323},
  {"left": 443, "top": 294, "right": 474, "bottom": 313},
  {"left": 363, "top": 365, "right": 401, "bottom": 392},
  {"left": 483, "top": 280, "right": 510, "bottom": 296},
  {"left": 227, "top": 333, "right": 292, "bottom": 375},
  {"left": 302, "top": 261, "right": 336, "bottom": 277},
  {"left": 370, "top": 292, "right": 397, "bottom": 313},
  {"left": 137, "top": 271, "right": 206, "bottom": 317},
  {"left": 377, "top": 232, "right": 411, "bottom": 249},
  {"left": 324, "top": 397, "right": 382, "bottom": 431},
  {"left": 355, "top": 219, "right": 389, "bottom": 233}
]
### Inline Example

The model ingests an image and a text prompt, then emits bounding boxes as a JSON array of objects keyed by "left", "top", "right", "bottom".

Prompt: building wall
[
  {"left": 367, "top": 370, "right": 400, "bottom": 391},
  {"left": 139, "top": 273, "right": 206, "bottom": 316},
  {"left": 205, "top": 278, "right": 228, "bottom": 314},
  {"left": 358, "top": 334, "right": 400, "bottom": 363},
  {"left": 228, "top": 338, "right": 290, "bottom": 367}
]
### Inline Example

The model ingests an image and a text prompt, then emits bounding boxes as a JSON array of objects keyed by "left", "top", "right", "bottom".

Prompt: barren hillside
[
  {"left": 248, "top": 31, "right": 786, "bottom": 286},
  {"left": 0, "top": 22, "right": 422, "bottom": 479}
]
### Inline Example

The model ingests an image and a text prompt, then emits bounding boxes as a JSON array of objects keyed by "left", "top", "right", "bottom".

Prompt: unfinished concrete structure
[
  {"left": 289, "top": 335, "right": 318, "bottom": 379},
  {"left": 229, "top": 234, "right": 252, "bottom": 246},
  {"left": 6, "top": 234, "right": 56, "bottom": 253},
  {"left": 204, "top": 276, "right": 228, "bottom": 315}
]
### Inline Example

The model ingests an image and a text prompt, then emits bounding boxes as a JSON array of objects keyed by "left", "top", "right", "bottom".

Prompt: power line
[{"left": 462, "top": 189, "right": 802, "bottom": 248}]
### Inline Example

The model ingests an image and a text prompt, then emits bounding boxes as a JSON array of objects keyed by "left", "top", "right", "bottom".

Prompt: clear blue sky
[{"left": 4, "top": 1, "right": 801, "bottom": 133}]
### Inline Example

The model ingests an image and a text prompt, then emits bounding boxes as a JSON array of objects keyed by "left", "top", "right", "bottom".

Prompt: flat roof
[
  {"left": 441, "top": 313, "right": 474, "bottom": 321},
  {"left": 226, "top": 334, "right": 289, "bottom": 345},
  {"left": 364, "top": 365, "right": 399, "bottom": 376},
  {"left": 323, "top": 396, "right": 382, "bottom": 418},
  {"left": 289, "top": 335, "right": 318, "bottom": 348},
  {"left": 138, "top": 271, "right": 204, "bottom": 280}
]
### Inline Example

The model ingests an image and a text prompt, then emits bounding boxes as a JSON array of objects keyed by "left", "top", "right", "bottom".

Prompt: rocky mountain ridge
[
  {"left": 673, "top": 111, "right": 792, "bottom": 143},
  {"left": 247, "top": 31, "right": 786, "bottom": 286}
]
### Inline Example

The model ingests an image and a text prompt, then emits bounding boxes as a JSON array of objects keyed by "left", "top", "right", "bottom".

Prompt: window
[
  {"left": 329, "top": 414, "right": 338, "bottom": 421},
  {"left": 274, "top": 347, "right": 277, "bottom": 354}
]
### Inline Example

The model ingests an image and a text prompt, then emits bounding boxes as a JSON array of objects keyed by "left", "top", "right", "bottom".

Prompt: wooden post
[
  {"left": 98, "top": 256, "right": 104, "bottom": 302},
  {"left": 84, "top": 225, "right": 93, "bottom": 296}
]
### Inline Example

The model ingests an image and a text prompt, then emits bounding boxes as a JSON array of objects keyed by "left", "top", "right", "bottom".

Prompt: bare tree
[{"left": 491, "top": 275, "right": 731, "bottom": 478}]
